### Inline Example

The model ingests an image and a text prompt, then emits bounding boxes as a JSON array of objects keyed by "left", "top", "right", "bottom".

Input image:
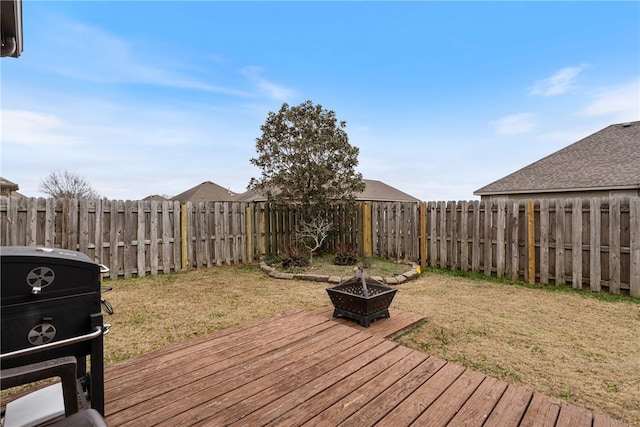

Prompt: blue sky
[{"left": 2, "top": 1, "right": 639, "bottom": 201}]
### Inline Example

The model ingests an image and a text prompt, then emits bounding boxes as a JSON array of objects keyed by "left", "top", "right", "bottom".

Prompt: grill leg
[{"left": 90, "top": 313, "right": 105, "bottom": 416}]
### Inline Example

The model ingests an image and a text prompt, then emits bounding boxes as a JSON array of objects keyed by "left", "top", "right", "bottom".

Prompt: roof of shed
[{"left": 474, "top": 121, "right": 640, "bottom": 195}]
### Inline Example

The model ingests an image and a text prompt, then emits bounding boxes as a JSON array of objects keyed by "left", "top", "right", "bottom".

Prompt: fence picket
[
  {"left": 540, "top": 199, "right": 550, "bottom": 284},
  {"left": 149, "top": 200, "right": 159, "bottom": 276},
  {"left": 213, "top": 202, "right": 221, "bottom": 265},
  {"left": 137, "top": 201, "right": 146, "bottom": 277},
  {"left": 460, "top": 201, "right": 469, "bottom": 272},
  {"left": 496, "top": 199, "right": 506, "bottom": 277},
  {"left": 509, "top": 201, "right": 519, "bottom": 281},
  {"left": 429, "top": 201, "right": 437, "bottom": 267},
  {"left": 26, "top": 197, "right": 37, "bottom": 247},
  {"left": 609, "top": 196, "right": 621, "bottom": 294},
  {"left": 203, "top": 202, "right": 212, "bottom": 268},
  {"left": 123, "top": 200, "right": 134, "bottom": 278},
  {"left": 173, "top": 201, "right": 182, "bottom": 270},
  {"left": 439, "top": 201, "right": 447, "bottom": 269},
  {"left": 483, "top": 200, "right": 492, "bottom": 276},
  {"left": 590, "top": 198, "right": 602, "bottom": 292},
  {"left": 555, "top": 199, "right": 566, "bottom": 285},
  {"left": 450, "top": 201, "right": 458, "bottom": 269},
  {"left": 185, "top": 201, "right": 194, "bottom": 269},
  {"left": 572, "top": 198, "right": 583, "bottom": 289},
  {"left": 630, "top": 197, "right": 640, "bottom": 297},
  {"left": 472, "top": 200, "right": 480, "bottom": 273},
  {"left": 162, "top": 201, "right": 172, "bottom": 274}
]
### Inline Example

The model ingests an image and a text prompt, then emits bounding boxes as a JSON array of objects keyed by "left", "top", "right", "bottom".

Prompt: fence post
[
  {"left": 362, "top": 202, "right": 372, "bottom": 258},
  {"left": 181, "top": 203, "right": 188, "bottom": 270},
  {"left": 246, "top": 205, "right": 253, "bottom": 263},
  {"left": 527, "top": 200, "right": 535, "bottom": 284},
  {"left": 420, "top": 201, "right": 427, "bottom": 270}
]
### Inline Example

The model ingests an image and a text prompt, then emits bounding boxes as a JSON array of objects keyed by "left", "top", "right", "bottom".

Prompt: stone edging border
[{"left": 258, "top": 261, "right": 421, "bottom": 285}]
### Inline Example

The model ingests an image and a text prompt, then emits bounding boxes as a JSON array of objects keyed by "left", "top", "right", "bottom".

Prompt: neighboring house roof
[
  {"left": 171, "top": 181, "right": 237, "bottom": 203},
  {"left": 234, "top": 189, "right": 263, "bottom": 202},
  {"left": 143, "top": 194, "right": 169, "bottom": 201},
  {"left": 474, "top": 121, "right": 640, "bottom": 196},
  {"left": 357, "top": 179, "right": 421, "bottom": 202},
  {"left": 235, "top": 179, "right": 420, "bottom": 203},
  {"left": 1, "top": 177, "right": 19, "bottom": 192}
]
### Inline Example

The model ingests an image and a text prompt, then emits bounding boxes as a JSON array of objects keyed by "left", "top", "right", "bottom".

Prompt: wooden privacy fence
[
  {"left": 1, "top": 196, "right": 638, "bottom": 296},
  {"left": 420, "top": 198, "right": 640, "bottom": 297}
]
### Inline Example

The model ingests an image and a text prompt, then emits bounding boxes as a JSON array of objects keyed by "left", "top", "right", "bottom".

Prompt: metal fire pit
[{"left": 326, "top": 271, "right": 397, "bottom": 327}]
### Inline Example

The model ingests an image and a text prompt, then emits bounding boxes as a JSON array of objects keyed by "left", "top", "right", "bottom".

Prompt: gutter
[
  {"left": 1, "top": 0, "right": 23, "bottom": 58},
  {"left": 474, "top": 183, "right": 640, "bottom": 197}
]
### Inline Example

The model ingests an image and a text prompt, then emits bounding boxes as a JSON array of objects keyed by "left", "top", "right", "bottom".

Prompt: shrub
[
  {"left": 334, "top": 251, "right": 358, "bottom": 266},
  {"left": 282, "top": 256, "right": 310, "bottom": 269},
  {"left": 263, "top": 254, "right": 283, "bottom": 266}
]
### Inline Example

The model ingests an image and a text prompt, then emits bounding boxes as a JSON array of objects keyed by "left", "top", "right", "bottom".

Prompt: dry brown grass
[
  {"left": 393, "top": 272, "right": 640, "bottom": 426},
  {"left": 102, "top": 264, "right": 330, "bottom": 364},
  {"left": 101, "top": 264, "right": 639, "bottom": 426}
]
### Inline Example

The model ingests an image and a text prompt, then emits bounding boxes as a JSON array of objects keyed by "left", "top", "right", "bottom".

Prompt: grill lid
[{"left": 1, "top": 246, "right": 101, "bottom": 306}]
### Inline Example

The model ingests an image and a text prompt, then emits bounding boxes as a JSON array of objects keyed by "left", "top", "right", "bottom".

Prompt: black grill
[{"left": 0, "top": 246, "right": 106, "bottom": 415}]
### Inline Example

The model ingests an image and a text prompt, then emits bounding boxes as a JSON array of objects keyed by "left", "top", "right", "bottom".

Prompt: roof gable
[
  {"left": 357, "top": 179, "right": 420, "bottom": 202},
  {"left": 171, "top": 181, "right": 237, "bottom": 203},
  {"left": 234, "top": 179, "right": 420, "bottom": 203},
  {"left": 475, "top": 121, "right": 640, "bottom": 196}
]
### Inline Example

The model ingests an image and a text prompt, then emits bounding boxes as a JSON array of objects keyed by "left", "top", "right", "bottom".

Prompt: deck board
[
  {"left": 303, "top": 350, "right": 427, "bottom": 426},
  {"left": 446, "top": 376, "right": 508, "bottom": 427},
  {"left": 103, "top": 307, "right": 630, "bottom": 427},
  {"left": 338, "top": 356, "right": 446, "bottom": 427}
]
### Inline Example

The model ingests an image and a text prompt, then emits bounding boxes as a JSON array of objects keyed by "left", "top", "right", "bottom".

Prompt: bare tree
[
  {"left": 295, "top": 215, "right": 332, "bottom": 263},
  {"left": 40, "top": 170, "right": 101, "bottom": 199}
]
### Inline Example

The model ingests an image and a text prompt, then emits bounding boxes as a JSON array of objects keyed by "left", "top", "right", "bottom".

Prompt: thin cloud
[
  {"left": 491, "top": 113, "right": 537, "bottom": 135},
  {"left": 529, "top": 65, "right": 587, "bottom": 96},
  {"left": 241, "top": 66, "right": 296, "bottom": 101},
  {"left": 1, "top": 109, "right": 81, "bottom": 147},
  {"left": 577, "top": 78, "right": 640, "bottom": 119},
  {"left": 40, "top": 18, "right": 250, "bottom": 97}
]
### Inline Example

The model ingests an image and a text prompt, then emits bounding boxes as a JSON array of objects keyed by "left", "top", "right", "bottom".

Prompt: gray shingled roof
[
  {"left": 143, "top": 194, "right": 169, "bottom": 201},
  {"left": 0, "top": 177, "right": 19, "bottom": 191},
  {"left": 235, "top": 179, "right": 420, "bottom": 203},
  {"left": 474, "top": 121, "right": 640, "bottom": 195},
  {"left": 171, "top": 181, "right": 237, "bottom": 203},
  {"left": 358, "top": 179, "right": 420, "bottom": 202},
  {"left": 234, "top": 189, "right": 263, "bottom": 202}
]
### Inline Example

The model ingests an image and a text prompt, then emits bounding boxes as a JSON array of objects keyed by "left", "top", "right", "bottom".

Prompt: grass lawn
[{"left": 102, "top": 262, "right": 639, "bottom": 426}]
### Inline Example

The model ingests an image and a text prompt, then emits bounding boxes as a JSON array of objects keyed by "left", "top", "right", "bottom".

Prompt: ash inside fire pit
[{"left": 326, "top": 271, "right": 397, "bottom": 327}]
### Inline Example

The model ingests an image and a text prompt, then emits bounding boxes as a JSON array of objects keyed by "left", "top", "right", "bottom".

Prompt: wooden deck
[{"left": 103, "top": 307, "right": 629, "bottom": 427}]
